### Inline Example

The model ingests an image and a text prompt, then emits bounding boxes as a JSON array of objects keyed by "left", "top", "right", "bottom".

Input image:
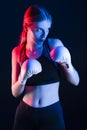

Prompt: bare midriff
[{"left": 23, "top": 82, "right": 60, "bottom": 108}]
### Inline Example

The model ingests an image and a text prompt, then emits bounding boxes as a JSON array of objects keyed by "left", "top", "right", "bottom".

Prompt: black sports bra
[{"left": 25, "top": 43, "right": 60, "bottom": 86}]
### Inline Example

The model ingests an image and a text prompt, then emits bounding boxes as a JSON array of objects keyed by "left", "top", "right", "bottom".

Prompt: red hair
[{"left": 19, "top": 5, "right": 52, "bottom": 63}]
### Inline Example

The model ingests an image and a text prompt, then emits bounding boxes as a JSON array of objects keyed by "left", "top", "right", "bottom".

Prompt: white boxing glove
[
  {"left": 50, "top": 46, "right": 71, "bottom": 68},
  {"left": 18, "top": 59, "right": 42, "bottom": 85}
]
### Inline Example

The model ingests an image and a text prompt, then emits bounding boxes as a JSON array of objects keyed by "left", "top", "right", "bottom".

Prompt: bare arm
[
  {"left": 48, "top": 38, "right": 80, "bottom": 86},
  {"left": 11, "top": 46, "right": 42, "bottom": 97},
  {"left": 11, "top": 47, "right": 27, "bottom": 98},
  {"left": 59, "top": 62, "right": 80, "bottom": 86}
]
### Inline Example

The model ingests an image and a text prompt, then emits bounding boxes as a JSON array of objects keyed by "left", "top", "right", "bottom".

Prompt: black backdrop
[{"left": 0, "top": 0, "right": 87, "bottom": 130}]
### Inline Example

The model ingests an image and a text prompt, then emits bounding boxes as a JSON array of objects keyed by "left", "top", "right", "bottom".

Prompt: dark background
[{"left": 0, "top": 0, "right": 87, "bottom": 130}]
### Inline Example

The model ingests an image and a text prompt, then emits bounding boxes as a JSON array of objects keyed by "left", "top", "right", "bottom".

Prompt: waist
[{"left": 23, "top": 82, "right": 60, "bottom": 108}]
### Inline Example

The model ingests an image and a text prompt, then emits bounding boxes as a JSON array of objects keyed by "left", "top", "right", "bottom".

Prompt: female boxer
[{"left": 11, "top": 4, "right": 80, "bottom": 130}]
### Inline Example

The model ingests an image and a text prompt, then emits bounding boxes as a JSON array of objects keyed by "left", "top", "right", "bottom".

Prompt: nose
[
  {"left": 40, "top": 33, "right": 45, "bottom": 39},
  {"left": 40, "top": 30, "right": 49, "bottom": 39}
]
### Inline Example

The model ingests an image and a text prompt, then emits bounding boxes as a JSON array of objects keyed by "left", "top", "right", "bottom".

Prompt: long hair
[{"left": 19, "top": 5, "right": 52, "bottom": 63}]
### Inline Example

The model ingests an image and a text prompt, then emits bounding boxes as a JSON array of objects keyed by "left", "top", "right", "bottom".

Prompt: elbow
[
  {"left": 71, "top": 71, "right": 80, "bottom": 86},
  {"left": 75, "top": 78, "right": 80, "bottom": 86},
  {"left": 11, "top": 87, "right": 20, "bottom": 98},
  {"left": 67, "top": 74, "right": 80, "bottom": 86},
  {"left": 12, "top": 93, "right": 19, "bottom": 98},
  {"left": 72, "top": 76, "right": 80, "bottom": 86},
  {"left": 12, "top": 91, "right": 20, "bottom": 98},
  {"left": 74, "top": 81, "right": 79, "bottom": 86},
  {"left": 75, "top": 73, "right": 80, "bottom": 86}
]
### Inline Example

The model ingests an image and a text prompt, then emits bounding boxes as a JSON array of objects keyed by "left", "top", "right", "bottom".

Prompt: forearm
[
  {"left": 11, "top": 78, "right": 26, "bottom": 98},
  {"left": 11, "top": 70, "right": 33, "bottom": 97},
  {"left": 50, "top": 46, "right": 80, "bottom": 86},
  {"left": 63, "top": 64, "right": 80, "bottom": 86}
]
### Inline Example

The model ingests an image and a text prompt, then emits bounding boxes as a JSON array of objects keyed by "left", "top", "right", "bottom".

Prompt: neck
[{"left": 26, "top": 46, "right": 43, "bottom": 59}]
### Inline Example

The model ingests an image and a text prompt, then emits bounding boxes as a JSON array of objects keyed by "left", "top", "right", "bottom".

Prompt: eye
[{"left": 35, "top": 28, "right": 43, "bottom": 33}]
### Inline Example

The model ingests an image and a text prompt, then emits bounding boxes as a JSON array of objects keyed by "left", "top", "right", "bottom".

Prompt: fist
[
  {"left": 50, "top": 46, "right": 71, "bottom": 68},
  {"left": 18, "top": 59, "right": 42, "bottom": 84},
  {"left": 21, "top": 58, "right": 42, "bottom": 76}
]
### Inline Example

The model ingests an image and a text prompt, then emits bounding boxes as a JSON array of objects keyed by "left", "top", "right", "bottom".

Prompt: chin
[{"left": 38, "top": 41, "right": 44, "bottom": 46}]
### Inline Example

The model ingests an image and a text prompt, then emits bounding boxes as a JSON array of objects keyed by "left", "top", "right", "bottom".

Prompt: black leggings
[{"left": 13, "top": 101, "right": 65, "bottom": 130}]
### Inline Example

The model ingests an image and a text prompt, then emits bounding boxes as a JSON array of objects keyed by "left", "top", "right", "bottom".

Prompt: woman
[{"left": 11, "top": 5, "right": 80, "bottom": 130}]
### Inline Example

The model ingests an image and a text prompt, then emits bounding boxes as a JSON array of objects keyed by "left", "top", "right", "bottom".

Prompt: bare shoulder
[
  {"left": 47, "top": 38, "right": 64, "bottom": 50},
  {"left": 12, "top": 45, "right": 20, "bottom": 63},
  {"left": 12, "top": 45, "right": 20, "bottom": 55}
]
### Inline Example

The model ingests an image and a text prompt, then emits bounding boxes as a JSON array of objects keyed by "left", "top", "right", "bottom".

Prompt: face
[{"left": 27, "top": 20, "right": 51, "bottom": 48}]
